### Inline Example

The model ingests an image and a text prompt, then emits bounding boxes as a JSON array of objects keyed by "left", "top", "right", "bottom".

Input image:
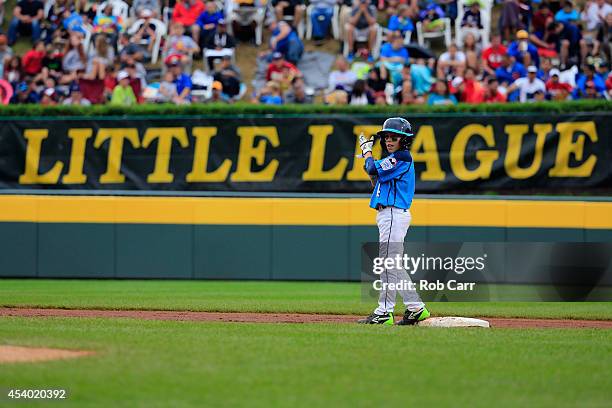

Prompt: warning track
[{"left": 1, "top": 308, "right": 611, "bottom": 329}]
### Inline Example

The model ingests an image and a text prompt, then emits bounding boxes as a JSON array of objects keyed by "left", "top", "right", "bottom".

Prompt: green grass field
[{"left": 1, "top": 279, "right": 611, "bottom": 407}]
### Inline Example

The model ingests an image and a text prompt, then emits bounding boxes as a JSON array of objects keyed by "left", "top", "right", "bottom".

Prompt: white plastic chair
[
  {"left": 97, "top": 0, "right": 130, "bottom": 21},
  {"left": 343, "top": 24, "right": 383, "bottom": 59},
  {"left": 162, "top": 6, "right": 173, "bottom": 25},
  {"left": 226, "top": 0, "right": 267, "bottom": 46},
  {"left": 43, "top": 0, "right": 55, "bottom": 18},
  {"left": 455, "top": 0, "right": 492, "bottom": 48},
  {"left": 281, "top": 5, "right": 305, "bottom": 39},
  {"left": 416, "top": 17, "right": 451, "bottom": 48},
  {"left": 381, "top": 27, "right": 412, "bottom": 45},
  {"left": 305, "top": 4, "right": 339, "bottom": 40},
  {"left": 127, "top": 18, "right": 167, "bottom": 63}
]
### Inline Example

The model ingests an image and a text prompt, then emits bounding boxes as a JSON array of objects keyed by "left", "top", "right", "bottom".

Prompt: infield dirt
[{"left": 1, "top": 308, "right": 611, "bottom": 329}]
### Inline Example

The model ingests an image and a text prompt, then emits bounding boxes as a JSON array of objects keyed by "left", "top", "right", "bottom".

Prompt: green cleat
[
  {"left": 396, "top": 307, "right": 430, "bottom": 325},
  {"left": 357, "top": 313, "right": 394, "bottom": 325}
]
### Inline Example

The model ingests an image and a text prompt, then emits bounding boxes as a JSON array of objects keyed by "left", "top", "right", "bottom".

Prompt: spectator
[
  {"left": 119, "top": 33, "right": 146, "bottom": 63},
  {"left": 133, "top": 0, "right": 160, "bottom": 18},
  {"left": 130, "top": 9, "right": 158, "bottom": 58},
  {"left": 0, "top": 79, "right": 14, "bottom": 105},
  {"left": 310, "top": 0, "right": 336, "bottom": 43},
  {"left": 573, "top": 63, "right": 606, "bottom": 98},
  {"left": 62, "top": 8, "right": 85, "bottom": 34},
  {"left": 111, "top": 71, "right": 137, "bottom": 106},
  {"left": 168, "top": 56, "right": 192, "bottom": 103},
  {"left": 204, "top": 19, "right": 236, "bottom": 71},
  {"left": 506, "top": 65, "right": 547, "bottom": 102},
  {"left": 63, "top": 82, "right": 91, "bottom": 105},
  {"left": 10, "top": 81, "right": 40, "bottom": 103},
  {"left": 37, "top": 43, "right": 63, "bottom": 83},
  {"left": 595, "top": 12, "right": 612, "bottom": 62},
  {"left": 172, "top": 0, "right": 205, "bottom": 44},
  {"left": 284, "top": 76, "right": 313, "bottom": 103},
  {"left": 61, "top": 32, "right": 87, "bottom": 84},
  {"left": 533, "top": 2, "right": 554, "bottom": 38},
  {"left": 85, "top": 35, "right": 114, "bottom": 81},
  {"left": 157, "top": 71, "right": 178, "bottom": 103},
  {"left": 22, "top": 40, "right": 45, "bottom": 76},
  {"left": 206, "top": 80, "right": 229, "bottom": 103},
  {"left": 0, "top": 35, "right": 13, "bottom": 79},
  {"left": 461, "top": 0, "right": 483, "bottom": 42},
  {"left": 45, "top": 0, "right": 71, "bottom": 43},
  {"left": 508, "top": 30, "right": 540, "bottom": 68},
  {"left": 483, "top": 77, "right": 507, "bottom": 102},
  {"left": 461, "top": 32, "right": 481, "bottom": 73},
  {"left": 254, "top": 80, "right": 283, "bottom": 104},
  {"left": 8, "top": 0, "right": 44, "bottom": 46},
  {"left": 92, "top": 4, "right": 123, "bottom": 44},
  {"left": 500, "top": 0, "right": 523, "bottom": 42},
  {"left": 554, "top": 0, "right": 579, "bottom": 24},
  {"left": 348, "top": 79, "right": 373, "bottom": 104},
  {"left": 196, "top": 0, "right": 224, "bottom": 47},
  {"left": 495, "top": 53, "right": 526, "bottom": 86},
  {"left": 428, "top": 79, "right": 457, "bottom": 105},
  {"left": 460, "top": 67, "right": 485, "bottom": 103},
  {"left": 163, "top": 23, "right": 200, "bottom": 67},
  {"left": 40, "top": 87, "right": 57, "bottom": 105},
  {"left": 387, "top": 5, "right": 414, "bottom": 39},
  {"left": 268, "top": 19, "right": 304, "bottom": 64},
  {"left": 482, "top": 35, "right": 507, "bottom": 76},
  {"left": 4, "top": 56, "right": 23, "bottom": 84},
  {"left": 544, "top": 21, "right": 586, "bottom": 68},
  {"left": 323, "top": 88, "right": 348, "bottom": 104},
  {"left": 379, "top": 33, "right": 409, "bottom": 85},
  {"left": 367, "top": 66, "right": 388, "bottom": 93},
  {"left": 345, "top": 0, "right": 378, "bottom": 62},
  {"left": 411, "top": 58, "right": 436, "bottom": 95},
  {"left": 437, "top": 43, "right": 466, "bottom": 79},
  {"left": 418, "top": 3, "right": 446, "bottom": 34},
  {"left": 327, "top": 55, "right": 357, "bottom": 91},
  {"left": 266, "top": 52, "right": 300, "bottom": 84},
  {"left": 583, "top": 0, "right": 612, "bottom": 34},
  {"left": 272, "top": 0, "right": 306, "bottom": 30},
  {"left": 213, "top": 55, "right": 241, "bottom": 98},
  {"left": 545, "top": 68, "right": 572, "bottom": 100}
]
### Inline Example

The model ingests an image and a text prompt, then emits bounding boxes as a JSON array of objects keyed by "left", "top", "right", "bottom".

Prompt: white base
[{"left": 417, "top": 317, "right": 490, "bottom": 328}]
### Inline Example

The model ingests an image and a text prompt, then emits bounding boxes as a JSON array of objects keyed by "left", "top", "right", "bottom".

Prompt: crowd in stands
[{"left": 0, "top": 0, "right": 610, "bottom": 106}]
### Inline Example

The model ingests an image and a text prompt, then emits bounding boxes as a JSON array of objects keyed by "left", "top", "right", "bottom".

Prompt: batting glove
[{"left": 359, "top": 133, "right": 374, "bottom": 156}]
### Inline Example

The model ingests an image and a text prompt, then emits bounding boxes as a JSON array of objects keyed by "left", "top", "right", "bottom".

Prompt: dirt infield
[
  {"left": 2, "top": 307, "right": 612, "bottom": 329},
  {"left": 0, "top": 345, "right": 94, "bottom": 364}
]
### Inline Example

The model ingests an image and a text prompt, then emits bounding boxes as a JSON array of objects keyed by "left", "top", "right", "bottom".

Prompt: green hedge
[{"left": 0, "top": 99, "right": 610, "bottom": 117}]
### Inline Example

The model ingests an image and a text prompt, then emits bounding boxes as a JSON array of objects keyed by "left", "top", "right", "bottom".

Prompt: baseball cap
[
  {"left": 69, "top": 83, "right": 81, "bottom": 93},
  {"left": 549, "top": 68, "right": 560, "bottom": 77},
  {"left": 527, "top": 65, "right": 538, "bottom": 73},
  {"left": 517, "top": 30, "right": 529, "bottom": 40},
  {"left": 451, "top": 76, "right": 464, "bottom": 88},
  {"left": 17, "top": 82, "right": 29, "bottom": 93},
  {"left": 117, "top": 71, "right": 130, "bottom": 81},
  {"left": 218, "top": 18, "right": 226, "bottom": 25},
  {"left": 272, "top": 52, "right": 283, "bottom": 60},
  {"left": 166, "top": 55, "right": 181, "bottom": 67},
  {"left": 43, "top": 88, "right": 56, "bottom": 97},
  {"left": 585, "top": 80, "right": 595, "bottom": 88},
  {"left": 141, "top": 8, "right": 153, "bottom": 17},
  {"left": 212, "top": 80, "right": 223, "bottom": 91}
]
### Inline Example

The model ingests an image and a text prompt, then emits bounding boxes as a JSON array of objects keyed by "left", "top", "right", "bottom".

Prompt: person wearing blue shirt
[
  {"left": 387, "top": 5, "right": 414, "bottom": 38},
  {"left": 379, "top": 34, "right": 409, "bottom": 85},
  {"left": 196, "top": 0, "right": 224, "bottom": 47},
  {"left": 573, "top": 65, "right": 606, "bottom": 99},
  {"left": 554, "top": 1, "right": 579, "bottom": 23},
  {"left": 167, "top": 58, "right": 192, "bottom": 103},
  {"left": 495, "top": 54, "right": 526, "bottom": 85},
  {"left": 357, "top": 117, "right": 430, "bottom": 326},
  {"left": 507, "top": 30, "right": 540, "bottom": 67}
]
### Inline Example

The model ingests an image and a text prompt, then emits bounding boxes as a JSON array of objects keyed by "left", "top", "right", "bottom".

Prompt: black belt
[{"left": 376, "top": 204, "right": 387, "bottom": 211}]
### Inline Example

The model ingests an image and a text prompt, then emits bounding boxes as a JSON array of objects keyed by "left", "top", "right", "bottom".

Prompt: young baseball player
[{"left": 357, "top": 117, "right": 430, "bottom": 325}]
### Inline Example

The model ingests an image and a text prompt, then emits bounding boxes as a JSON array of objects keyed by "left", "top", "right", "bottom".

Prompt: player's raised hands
[{"left": 359, "top": 132, "right": 374, "bottom": 156}]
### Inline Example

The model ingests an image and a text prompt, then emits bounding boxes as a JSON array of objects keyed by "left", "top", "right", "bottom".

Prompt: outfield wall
[{"left": 1, "top": 194, "right": 611, "bottom": 281}]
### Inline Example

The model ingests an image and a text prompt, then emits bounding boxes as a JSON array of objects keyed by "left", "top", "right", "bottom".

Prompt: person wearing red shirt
[
  {"left": 460, "top": 67, "right": 485, "bottom": 103},
  {"left": 265, "top": 52, "right": 301, "bottom": 82},
  {"left": 545, "top": 68, "right": 572, "bottom": 100},
  {"left": 22, "top": 40, "right": 45, "bottom": 76},
  {"left": 532, "top": 2, "right": 553, "bottom": 38},
  {"left": 172, "top": 0, "right": 205, "bottom": 44},
  {"left": 482, "top": 35, "right": 507, "bottom": 76},
  {"left": 483, "top": 77, "right": 507, "bottom": 103}
]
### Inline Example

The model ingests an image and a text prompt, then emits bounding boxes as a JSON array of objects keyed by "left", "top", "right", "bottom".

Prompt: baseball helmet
[{"left": 376, "top": 117, "right": 414, "bottom": 152}]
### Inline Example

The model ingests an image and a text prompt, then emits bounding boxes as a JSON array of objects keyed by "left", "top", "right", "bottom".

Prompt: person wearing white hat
[
  {"left": 111, "top": 71, "right": 137, "bottom": 106},
  {"left": 545, "top": 67, "right": 573, "bottom": 100},
  {"left": 506, "top": 65, "right": 547, "bottom": 102}
]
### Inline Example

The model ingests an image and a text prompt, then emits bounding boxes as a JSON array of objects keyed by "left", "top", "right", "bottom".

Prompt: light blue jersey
[{"left": 365, "top": 153, "right": 415, "bottom": 210}]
